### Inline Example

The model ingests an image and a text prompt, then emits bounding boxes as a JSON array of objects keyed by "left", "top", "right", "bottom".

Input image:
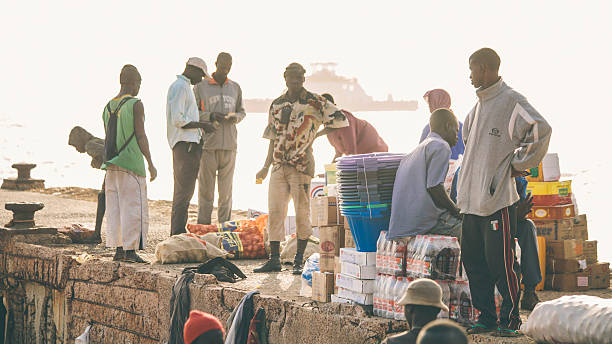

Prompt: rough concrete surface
[{"left": 1, "top": 189, "right": 610, "bottom": 343}]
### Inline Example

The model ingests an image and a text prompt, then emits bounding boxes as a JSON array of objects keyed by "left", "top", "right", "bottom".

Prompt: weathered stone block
[{"left": 72, "top": 281, "right": 159, "bottom": 317}]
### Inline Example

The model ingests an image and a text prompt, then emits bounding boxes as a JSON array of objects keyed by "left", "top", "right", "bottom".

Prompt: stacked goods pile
[
  {"left": 187, "top": 216, "right": 268, "bottom": 259},
  {"left": 332, "top": 247, "right": 377, "bottom": 306},
  {"left": 336, "top": 153, "right": 406, "bottom": 252},
  {"left": 526, "top": 153, "right": 610, "bottom": 291},
  {"left": 373, "top": 231, "right": 409, "bottom": 320},
  {"left": 371, "top": 232, "right": 479, "bottom": 324},
  {"left": 311, "top": 224, "right": 346, "bottom": 302}
]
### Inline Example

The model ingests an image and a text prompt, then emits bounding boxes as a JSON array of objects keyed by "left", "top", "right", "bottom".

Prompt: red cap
[{"left": 183, "top": 310, "right": 224, "bottom": 344}]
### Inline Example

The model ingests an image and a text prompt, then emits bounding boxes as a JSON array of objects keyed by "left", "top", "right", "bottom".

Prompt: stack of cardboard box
[
  {"left": 311, "top": 196, "right": 346, "bottom": 302},
  {"left": 528, "top": 154, "right": 609, "bottom": 291},
  {"left": 333, "top": 248, "right": 376, "bottom": 305}
]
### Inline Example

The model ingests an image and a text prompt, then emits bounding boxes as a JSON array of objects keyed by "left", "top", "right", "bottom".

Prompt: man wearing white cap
[
  {"left": 166, "top": 57, "right": 217, "bottom": 236},
  {"left": 382, "top": 279, "right": 449, "bottom": 344}
]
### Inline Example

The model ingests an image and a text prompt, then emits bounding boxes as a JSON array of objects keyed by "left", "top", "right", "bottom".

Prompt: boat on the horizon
[{"left": 244, "top": 63, "right": 418, "bottom": 113}]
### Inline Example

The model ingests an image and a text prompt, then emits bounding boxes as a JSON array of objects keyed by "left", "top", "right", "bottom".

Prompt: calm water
[{"left": 1, "top": 110, "right": 610, "bottom": 261}]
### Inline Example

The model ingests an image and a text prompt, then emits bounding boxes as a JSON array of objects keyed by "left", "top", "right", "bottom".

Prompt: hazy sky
[{"left": 2, "top": 1, "right": 611, "bottom": 160}]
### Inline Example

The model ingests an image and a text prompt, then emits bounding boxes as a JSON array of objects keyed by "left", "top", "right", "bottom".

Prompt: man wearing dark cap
[
  {"left": 166, "top": 57, "right": 217, "bottom": 236},
  {"left": 102, "top": 64, "right": 156, "bottom": 263},
  {"left": 254, "top": 63, "right": 349, "bottom": 274}
]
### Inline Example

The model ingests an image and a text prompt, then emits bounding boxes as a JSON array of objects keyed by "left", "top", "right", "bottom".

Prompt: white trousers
[{"left": 104, "top": 165, "right": 149, "bottom": 250}]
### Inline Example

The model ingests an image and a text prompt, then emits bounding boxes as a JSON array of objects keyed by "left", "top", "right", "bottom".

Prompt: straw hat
[{"left": 397, "top": 278, "right": 449, "bottom": 312}]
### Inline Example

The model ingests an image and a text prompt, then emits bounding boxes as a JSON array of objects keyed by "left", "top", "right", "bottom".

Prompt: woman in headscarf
[{"left": 419, "top": 89, "right": 464, "bottom": 159}]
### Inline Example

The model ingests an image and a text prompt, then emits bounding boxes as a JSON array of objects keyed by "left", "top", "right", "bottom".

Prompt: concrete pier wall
[{"left": 0, "top": 237, "right": 405, "bottom": 344}]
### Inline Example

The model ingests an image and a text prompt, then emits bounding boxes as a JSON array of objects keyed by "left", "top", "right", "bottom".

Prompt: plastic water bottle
[
  {"left": 437, "top": 280, "right": 451, "bottom": 319},
  {"left": 385, "top": 275, "right": 397, "bottom": 318},
  {"left": 391, "top": 240, "right": 407, "bottom": 276},
  {"left": 394, "top": 277, "right": 406, "bottom": 320},
  {"left": 376, "top": 231, "right": 387, "bottom": 273},
  {"left": 378, "top": 275, "right": 388, "bottom": 317},
  {"left": 373, "top": 274, "right": 381, "bottom": 316}
]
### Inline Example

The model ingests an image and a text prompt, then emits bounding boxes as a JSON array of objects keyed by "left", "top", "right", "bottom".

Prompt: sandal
[
  {"left": 493, "top": 327, "right": 523, "bottom": 337},
  {"left": 466, "top": 324, "right": 496, "bottom": 335}
]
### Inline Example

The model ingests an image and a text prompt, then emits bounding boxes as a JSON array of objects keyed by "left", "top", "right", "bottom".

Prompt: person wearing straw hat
[
  {"left": 382, "top": 278, "right": 449, "bottom": 344},
  {"left": 254, "top": 63, "right": 349, "bottom": 274},
  {"left": 166, "top": 57, "right": 217, "bottom": 236}
]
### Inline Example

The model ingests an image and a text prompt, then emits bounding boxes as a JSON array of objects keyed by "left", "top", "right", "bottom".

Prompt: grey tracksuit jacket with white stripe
[{"left": 457, "top": 78, "right": 552, "bottom": 216}]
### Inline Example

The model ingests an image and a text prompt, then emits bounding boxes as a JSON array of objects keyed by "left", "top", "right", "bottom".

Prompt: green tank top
[{"left": 101, "top": 95, "right": 146, "bottom": 177}]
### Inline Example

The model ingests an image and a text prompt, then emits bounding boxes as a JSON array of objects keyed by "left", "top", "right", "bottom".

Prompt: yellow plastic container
[
  {"left": 536, "top": 236, "right": 546, "bottom": 291},
  {"left": 526, "top": 180, "right": 572, "bottom": 196}
]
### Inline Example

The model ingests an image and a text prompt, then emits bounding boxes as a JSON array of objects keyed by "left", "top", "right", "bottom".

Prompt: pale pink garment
[
  {"left": 327, "top": 110, "right": 388, "bottom": 155},
  {"left": 423, "top": 89, "right": 451, "bottom": 113}
]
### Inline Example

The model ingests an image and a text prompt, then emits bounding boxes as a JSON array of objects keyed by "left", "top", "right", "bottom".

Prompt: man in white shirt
[{"left": 166, "top": 57, "right": 216, "bottom": 236}]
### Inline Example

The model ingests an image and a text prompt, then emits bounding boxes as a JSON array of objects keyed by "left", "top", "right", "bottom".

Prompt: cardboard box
[
  {"left": 331, "top": 294, "right": 353, "bottom": 304},
  {"left": 343, "top": 216, "right": 350, "bottom": 230},
  {"left": 345, "top": 229, "right": 356, "bottom": 248},
  {"left": 312, "top": 271, "right": 335, "bottom": 302},
  {"left": 541, "top": 153, "right": 561, "bottom": 182},
  {"left": 336, "top": 273, "right": 376, "bottom": 293},
  {"left": 526, "top": 161, "right": 544, "bottom": 182},
  {"left": 526, "top": 180, "right": 572, "bottom": 196},
  {"left": 587, "top": 263, "right": 610, "bottom": 289},
  {"left": 546, "top": 239, "right": 583, "bottom": 260},
  {"left": 334, "top": 256, "right": 342, "bottom": 274},
  {"left": 320, "top": 254, "right": 335, "bottom": 273},
  {"left": 545, "top": 272, "right": 589, "bottom": 291},
  {"left": 311, "top": 196, "right": 344, "bottom": 226},
  {"left": 572, "top": 214, "right": 588, "bottom": 241},
  {"left": 532, "top": 194, "right": 573, "bottom": 206},
  {"left": 319, "top": 226, "right": 345, "bottom": 273},
  {"left": 334, "top": 257, "right": 341, "bottom": 293},
  {"left": 337, "top": 287, "right": 373, "bottom": 305},
  {"left": 535, "top": 215, "right": 588, "bottom": 241},
  {"left": 583, "top": 240, "right": 597, "bottom": 264},
  {"left": 340, "top": 247, "right": 376, "bottom": 266},
  {"left": 341, "top": 261, "right": 377, "bottom": 280},
  {"left": 528, "top": 204, "right": 576, "bottom": 220},
  {"left": 535, "top": 219, "right": 574, "bottom": 241},
  {"left": 589, "top": 272, "right": 610, "bottom": 289},
  {"left": 546, "top": 256, "right": 587, "bottom": 273}
]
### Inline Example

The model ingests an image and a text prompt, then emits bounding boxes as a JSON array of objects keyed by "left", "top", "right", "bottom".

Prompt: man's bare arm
[{"left": 133, "top": 101, "right": 157, "bottom": 181}]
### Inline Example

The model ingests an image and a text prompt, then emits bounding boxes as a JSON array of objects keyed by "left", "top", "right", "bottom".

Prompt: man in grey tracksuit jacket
[
  {"left": 194, "top": 52, "right": 246, "bottom": 224},
  {"left": 457, "top": 48, "right": 551, "bottom": 334}
]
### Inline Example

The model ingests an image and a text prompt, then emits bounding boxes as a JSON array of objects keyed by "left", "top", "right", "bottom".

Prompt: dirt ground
[
  {"left": 0, "top": 188, "right": 310, "bottom": 301},
  {"left": 1, "top": 187, "right": 611, "bottom": 342}
]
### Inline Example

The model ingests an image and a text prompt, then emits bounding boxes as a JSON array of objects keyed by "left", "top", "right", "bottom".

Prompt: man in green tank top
[{"left": 102, "top": 65, "right": 157, "bottom": 263}]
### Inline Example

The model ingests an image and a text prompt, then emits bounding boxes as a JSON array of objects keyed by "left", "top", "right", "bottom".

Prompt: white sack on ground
[
  {"left": 521, "top": 295, "right": 612, "bottom": 344},
  {"left": 280, "top": 235, "right": 320, "bottom": 263},
  {"left": 154, "top": 233, "right": 228, "bottom": 264}
]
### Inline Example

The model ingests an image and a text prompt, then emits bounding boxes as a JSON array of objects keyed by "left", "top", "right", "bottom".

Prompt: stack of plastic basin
[{"left": 336, "top": 153, "right": 406, "bottom": 252}]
